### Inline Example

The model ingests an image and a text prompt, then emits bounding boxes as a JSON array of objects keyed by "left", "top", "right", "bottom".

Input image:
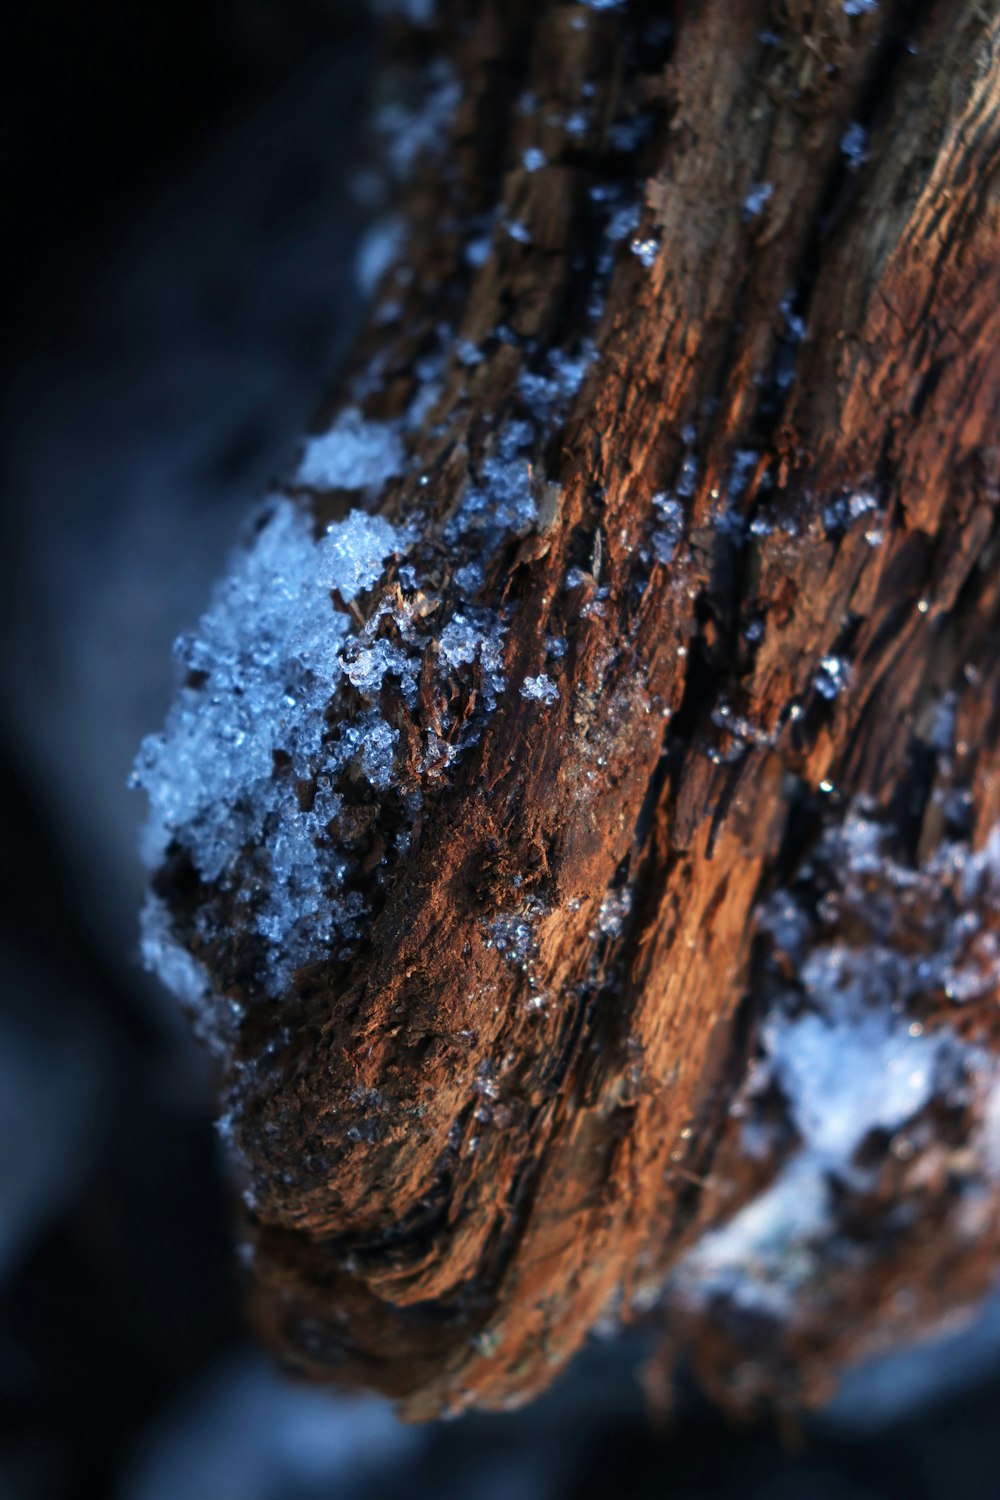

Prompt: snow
[
  {"left": 296, "top": 408, "right": 405, "bottom": 492},
  {"left": 548, "top": 344, "right": 595, "bottom": 398},
  {"left": 131, "top": 496, "right": 411, "bottom": 986},
  {"left": 453, "top": 561, "right": 485, "bottom": 596},
  {"left": 133, "top": 388, "right": 557, "bottom": 1002},
  {"left": 376, "top": 60, "right": 461, "bottom": 182},
  {"left": 604, "top": 203, "right": 641, "bottom": 243},
  {"left": 488, "top": 914, "right": 538, "bottom": 966},
  {"left": 595, "top": 889, "right": 632, "bottom": 939},
  {"left": 341, "top": 635, "right": 419, "bottom": 704},
  {"left": 680, "top": 1159, "right": 829, "bottom": 1317},
  {"left": 140, "top": 894, "right": 211, "bottom": 1010},
  {"left": 676, "top": 802, "right": 1000, "bottom": 1317},
  {"left": 355, "top": 217, "right": 405, "bottom": 297},
  {"left": 630, "top": 237, "right": 659, "bottom": 268},
  {"left": 520, "top": 674, "right": 559, "bottom": 706},
  {"left": 679, "top": 974, "right": 951, "bottom": 1316},
  {"left": 762, "top": 951, "right": 944, "bottom": 1157},
  {"left": 438, "top": 608, "right": 508, "bottom": 711},
  {"left": 815, "top": 654, "right": 850, "bottom": 700},
  {"left": 444, "top": 426, "right": 539, "bottom": 549},
  {"left": 651, "top": 493, "right": 685, "bottom": 564},
  {"left": 464, "top": 235, "right": 492, "bottom": 269},
  {"left": 742, "top": 182, "right": 773, "bottom": 220},
  {"left": 840, "top": 122, "right": 869, "bottom": 170}
]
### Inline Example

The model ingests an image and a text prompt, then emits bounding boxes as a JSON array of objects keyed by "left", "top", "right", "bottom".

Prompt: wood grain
[{"left": 153, "top": 0, "right": 1000, "bottom": 1416}]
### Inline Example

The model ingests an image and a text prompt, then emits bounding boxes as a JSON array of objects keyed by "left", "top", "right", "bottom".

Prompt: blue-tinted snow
[
  {"left": 650, "top": 492, "right": 685, "bottom": 564},
  {"left": 742, "top": 181, "right": 774, "bottom": 220},
  {"left": 520, "top": 673, "right": 559, "bottom": 705},
  {"left": 376, "top": 59, "right": 461, "bottom": 182},
  {"left": 132, "top": 496, "right": 409, "bottom": 988},
  {"left": 134, "top": 397, "right": 568, "bottom": 999},
  {"left": 840, "top": 122, "right": 869, "bottom": 170},
  {"left": 296, "top": 408, "right": 405, "bottom": 491},
  {"left": 675, "top": 807, "right": 1000, "bottom": 1317}
]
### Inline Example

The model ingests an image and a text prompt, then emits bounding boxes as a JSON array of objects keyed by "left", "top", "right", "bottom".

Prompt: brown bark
[{"left": 153, "top": 0, "right": 1000, "bottom": 1418}]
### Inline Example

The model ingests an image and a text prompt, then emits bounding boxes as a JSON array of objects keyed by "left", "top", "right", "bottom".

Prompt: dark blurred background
[{"left": 2, "top": 4, "right": 1000, "bottom": 1497}]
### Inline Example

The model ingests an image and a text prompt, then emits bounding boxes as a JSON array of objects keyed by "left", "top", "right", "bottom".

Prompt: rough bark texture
[{"left": 150, "top": 0, "right": 1000, "bottom": 1419}]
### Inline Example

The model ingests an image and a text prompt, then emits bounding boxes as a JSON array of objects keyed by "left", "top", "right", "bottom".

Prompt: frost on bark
[{"left": 134, "top": 0, "right": 1000, "bottom": 1418}]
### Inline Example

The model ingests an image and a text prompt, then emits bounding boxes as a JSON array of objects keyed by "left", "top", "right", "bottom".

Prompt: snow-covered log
[{"left": 133, "top": 0, "right": 1000, "bottom": 1418}]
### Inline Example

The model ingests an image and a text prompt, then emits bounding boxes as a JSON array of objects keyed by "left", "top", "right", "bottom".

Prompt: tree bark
[{"left": 148, "top": 0, "right": 1000, "bottom": 1419}]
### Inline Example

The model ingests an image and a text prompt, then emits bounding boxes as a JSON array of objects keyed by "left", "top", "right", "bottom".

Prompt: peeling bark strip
[{"left": 134, "top": 0, "right": 1000, "bottom": 1417}]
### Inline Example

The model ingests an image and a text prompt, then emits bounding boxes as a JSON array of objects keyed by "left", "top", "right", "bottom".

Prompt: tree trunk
[{"left": 139, "top": 0, "right": 1000, "bottom": 1420}]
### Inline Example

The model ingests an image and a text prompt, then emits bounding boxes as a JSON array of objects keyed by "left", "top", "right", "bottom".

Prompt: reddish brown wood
[{"left": 155, "top": 0, "right": 1000, "bottom": 1417}]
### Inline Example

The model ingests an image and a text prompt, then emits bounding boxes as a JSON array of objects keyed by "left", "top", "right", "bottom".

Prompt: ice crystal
[
  {"left": 840, "top": 122, "right": 868, "bottom": 170},
  {"left": 630, "top": 237, "right": 659, "bottom": 268},
  {"left": 815, "top": 654, "right": 850, "bottom": 700},
  {"left": 604, "top": 203, "right": 641, "bottom": 243},
  {"left": 742, "top": 182, "right": 773, "bottom": 220},
  {"left": 464, "top": 235, "right": 492, "bottom": 269},
  {"left": 437, "top": 608, "right": 508, "bottom": 716},
  {"left": 651, "top": 493, "right": 685, "bottom": 564},
  {"left": 444, "top": 426, "right": 538, "bottom": 549},
  {"left": 488, "top": 914, "right": 537, "bottom": 966},
  {"left": 520, "top": 674, "right": 559, "bottom": 706},
  {"left": 595, "top": 889, "right": 632, "bottom": 938}
]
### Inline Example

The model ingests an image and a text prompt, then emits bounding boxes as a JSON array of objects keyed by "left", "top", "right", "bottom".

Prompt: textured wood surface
[{"left": 151, "top": 0, "right": 1000, "bottom": 1417}]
